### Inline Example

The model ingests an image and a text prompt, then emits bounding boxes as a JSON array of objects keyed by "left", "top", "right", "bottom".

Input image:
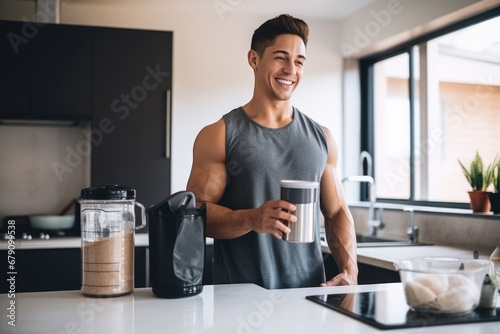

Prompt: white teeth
[{"left": 276, "top": 79, "right": 293, "bottom": 85}]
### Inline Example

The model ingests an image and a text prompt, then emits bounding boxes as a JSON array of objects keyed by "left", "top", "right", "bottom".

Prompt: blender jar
[{"left": 79, "top": 185, "right": 146, "bottom": 297}]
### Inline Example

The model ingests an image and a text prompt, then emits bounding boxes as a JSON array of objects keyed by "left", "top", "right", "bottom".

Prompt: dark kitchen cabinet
[
  {"left": 323, "top": 253, "right": 400, "bottom": 284},
  {"left": 0, "top": 20, "right": 92, "bottom": 120},
  {"left": 0, "top": 246, "right": 148, "bottom": 293},
  {"left": 1, "top": 248, "right": 81, "bottom": 293},
  {"left": 323, "top": 252, "right": 339, "bottom": 280},
  {"left": 203, "top": 243, "right": 214, "bottom": 285},
  {"left": 135, "top": 246, "right": 148, "bottom": 288},
  {"left": 0, "top": 20, "right": 32, "bottom": 117},
  {"left": 32, "top": 24, "right": 92, "bottom": 120},
  {"left": 0, "top": 21, "right": 173, "bottom": 223},
  {"left": 357, "top": 262, "right": 400, "bottom": 284},
  {"left": 91, "top": 27, "right": 173, "bottom": 211}
]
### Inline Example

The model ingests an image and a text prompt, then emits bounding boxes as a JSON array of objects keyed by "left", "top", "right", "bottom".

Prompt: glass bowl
[{"left": 394, "top": 257, "right": 492, "bottom": 315}]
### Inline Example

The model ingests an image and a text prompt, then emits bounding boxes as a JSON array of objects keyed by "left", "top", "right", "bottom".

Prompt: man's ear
[{"left": 247, "top": 49, "right": 258, "bottom": 69}]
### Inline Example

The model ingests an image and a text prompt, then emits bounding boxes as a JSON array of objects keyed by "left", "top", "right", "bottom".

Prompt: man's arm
[
  {"left": 319, "top": 126, "right": 358, "bottom": 286},
  {"left": 186, "top": 119, "right": 295, "bottom": 240}
]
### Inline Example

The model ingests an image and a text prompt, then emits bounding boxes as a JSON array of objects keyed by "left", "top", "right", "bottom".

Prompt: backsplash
[
  {"left": 350, "top": 205, "right": 500, "bottom": 255},
  {"left": 0, "top": 125, "right": 91, "bottom": 219}
]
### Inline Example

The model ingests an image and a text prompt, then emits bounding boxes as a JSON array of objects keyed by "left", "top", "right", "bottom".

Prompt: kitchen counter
[
  {"left": 321, "top": 243, "right": 491, "bottom": 271},
  {"left": 0, "top": 234, "right": 214, "bottom": 250},
  {"left": 3, "top": 234, "right": 486, "bottom": 274},
  {"left": 0, "top": 234, "right": 150, "bottom": 250},
  {"left": 4, "top": 234, "right": 486, "bottom": 274},
  {"left": 1, "top": 283, "right": 498, "bottom": 333},
  {"left": 355, "top": 245, "right": 491, "bottom": 270}
]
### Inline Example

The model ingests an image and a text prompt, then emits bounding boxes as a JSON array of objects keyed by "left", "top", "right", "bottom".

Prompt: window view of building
[
  {"left": 372, "top": 16, "right": 500, "bottom": 205},
  {"left": 373, "top": 52, "right": 411, "bottom": 200}
]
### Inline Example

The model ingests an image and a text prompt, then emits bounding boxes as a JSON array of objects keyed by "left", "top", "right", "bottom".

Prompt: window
[
  {"left": 361, "top": 10, "right": 500, "bottom": 207},
  {"left": 373, "top": 52, "right": 412, "bottom": 200}
]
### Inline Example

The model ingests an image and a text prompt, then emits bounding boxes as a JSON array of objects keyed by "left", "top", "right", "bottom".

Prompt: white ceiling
[
  {"left": 62, "top": 0, "right": 377, "bottom": 20},
  {"left": 228, "top": 0, "right": 377, "bottom": 20}
]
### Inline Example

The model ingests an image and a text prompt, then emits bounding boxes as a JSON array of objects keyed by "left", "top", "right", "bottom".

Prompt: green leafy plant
[
  {"left": 484, "top": 273, "right": 500, "bottom": 289},
  {"left": 458, "top": 152, "right": 497, "bottom": 191},
  {"left": 493, "top": 162, "right": 500, "bottom": 193}
]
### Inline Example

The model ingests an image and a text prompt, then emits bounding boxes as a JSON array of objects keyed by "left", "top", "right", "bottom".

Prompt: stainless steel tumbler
[{"left": 280, "top": 180, "right": 319, "bottom": 243}]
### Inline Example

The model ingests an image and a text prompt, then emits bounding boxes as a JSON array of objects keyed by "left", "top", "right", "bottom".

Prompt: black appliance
[{"left": 147, "top": 191, "right": 206, "bottom": 298}]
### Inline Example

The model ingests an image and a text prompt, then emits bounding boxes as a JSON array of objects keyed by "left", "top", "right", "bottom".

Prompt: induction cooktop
[{"left": 306, "top": 288, "right": 500, "bottom": 330}]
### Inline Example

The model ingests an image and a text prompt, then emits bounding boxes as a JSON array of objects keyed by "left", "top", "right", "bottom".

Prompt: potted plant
[
  {"left": 458, "top": 152, "right": 497, "bottom": 213},
  {"left": 479, "top": 272, "right": 500, "bottom": 308},
  {"left": 489, "top": 161, "right": 500, "bottom": 214}
]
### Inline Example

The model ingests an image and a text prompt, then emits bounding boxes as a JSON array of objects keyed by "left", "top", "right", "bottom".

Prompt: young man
[{"left": 187, "top": 14, "right": 358, "bottom": 289}]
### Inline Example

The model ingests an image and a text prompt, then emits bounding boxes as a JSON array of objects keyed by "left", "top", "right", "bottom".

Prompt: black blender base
[{"left": 152, "top": 284, "right": 203, "bottom": 298}]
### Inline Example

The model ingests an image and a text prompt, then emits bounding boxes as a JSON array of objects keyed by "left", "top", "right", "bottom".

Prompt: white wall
[
  {"left": 0, "top": 0, "right": 344, "bottom": 195},
  {"left": 0, "top": 125, "right": 90, "bottom": 217},
  {"left": 338, "top": 0, "right": 491, "bottom": 59},
  {"left": 1, "top": 0, "right": 497, "bottom": 200}
]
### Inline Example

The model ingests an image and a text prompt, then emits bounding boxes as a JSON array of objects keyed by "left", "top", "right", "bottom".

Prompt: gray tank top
[{"left": 214, "top": 107, "right": 328, "bottom": 289}]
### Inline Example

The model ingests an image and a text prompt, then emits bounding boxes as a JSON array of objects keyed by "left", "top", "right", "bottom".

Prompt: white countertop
[
  {"left": 1, "top": 283, "right": 498, "bottom": 333},
  {"left": 356, "top": 245, "right": 491, "bottom": 270},
  {"left": 321, "top": 242, "right": 491, "bottom": 271}
]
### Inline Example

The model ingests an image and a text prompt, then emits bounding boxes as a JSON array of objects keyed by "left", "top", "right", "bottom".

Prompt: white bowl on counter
[{"left": 29, "top": 215, "right": 75, "bottom": 230}]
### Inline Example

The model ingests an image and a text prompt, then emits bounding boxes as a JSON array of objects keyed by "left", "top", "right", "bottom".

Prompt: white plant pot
[{"left": 479, "top": 284, "right": 498, "bottom": 308}]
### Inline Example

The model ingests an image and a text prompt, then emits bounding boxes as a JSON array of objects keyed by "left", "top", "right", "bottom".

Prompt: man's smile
[{"left": 275, "top": 78, "right": 294, "bottom": 86}]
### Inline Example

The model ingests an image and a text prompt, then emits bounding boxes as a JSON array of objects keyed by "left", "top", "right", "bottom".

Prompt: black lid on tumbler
[{"left": 280, "top": 180, "right": 319, "bottom": 204}]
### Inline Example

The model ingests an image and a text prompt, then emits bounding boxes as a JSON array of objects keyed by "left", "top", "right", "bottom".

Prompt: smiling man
[{"left": 187, "top": 14, "right": 358, "bottom": 289}]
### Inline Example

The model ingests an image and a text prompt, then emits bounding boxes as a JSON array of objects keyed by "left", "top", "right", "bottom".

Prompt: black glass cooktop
[{"left": 306, "top": 288, "right": 500, "bottom": 330}]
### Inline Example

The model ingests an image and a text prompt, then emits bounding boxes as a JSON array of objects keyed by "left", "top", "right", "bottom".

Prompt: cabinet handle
[{"left": 165, "top": 89, "right": 171, "bottom": 159}]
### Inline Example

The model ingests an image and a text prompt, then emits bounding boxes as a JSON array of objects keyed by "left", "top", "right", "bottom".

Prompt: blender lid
[
  {"left": 147, "top": 191, "right": 197, "bottom": 215},
  {"left": 80, "top": 185, "right": 136, "bottom": 200}
]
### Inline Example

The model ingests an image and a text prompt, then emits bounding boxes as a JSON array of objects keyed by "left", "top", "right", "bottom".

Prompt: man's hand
[
  {"left": 246, "top": 200, "right": 296, "bottom": 239},
  {"left": 320, "top": 270, "right": 357, "bottom": 287}
]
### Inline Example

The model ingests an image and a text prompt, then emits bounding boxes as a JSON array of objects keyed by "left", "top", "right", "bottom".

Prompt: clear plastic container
[
  {"left": 79, "top": 185, "right": 146, "bottom": 297},
  {"left": 394, "top": 257, "right": 492, "bottom": 315}
]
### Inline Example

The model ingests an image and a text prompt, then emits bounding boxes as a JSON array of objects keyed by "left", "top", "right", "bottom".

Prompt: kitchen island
[
  {"left": 1, "top": 283, "right": 498, "bottom": 333},
  {"left": 2, "top": 235, "right": 490, "bottom": 292}
]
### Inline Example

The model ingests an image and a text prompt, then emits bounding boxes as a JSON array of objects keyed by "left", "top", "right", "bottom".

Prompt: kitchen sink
[
  {"left": 356, "top": 235, "right": 396, "bottom": 243},
  {"left": 355, "top": 234, "right": 431, "bottom": 247},
  {"left": 319, "top": 232, "right": 431, "bottom": 247}
]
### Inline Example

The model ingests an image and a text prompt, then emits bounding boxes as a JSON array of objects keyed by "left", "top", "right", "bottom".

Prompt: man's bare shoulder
[
  {"left": 193, "top": 118, "right": 226, "bottom": 161},
  {"left": 197, "top": 118, "right": 225, "bottom": 141},
  {"left": 320, "top": 125, "right": 338, "bottom": 166}
]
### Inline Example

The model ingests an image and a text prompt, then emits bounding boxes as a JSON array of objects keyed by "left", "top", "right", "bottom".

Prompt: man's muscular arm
[
  {"left": 186, "top": 119, "right": 295, "bottom": 240},
  {"left": 319, "top": 126, "right": 358, "bottom": 286}
]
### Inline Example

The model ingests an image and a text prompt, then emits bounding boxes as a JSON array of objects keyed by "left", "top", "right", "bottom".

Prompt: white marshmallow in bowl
[
  {"left": 414, "top": 275, "right": 448, "bottom": 295},
  {"left": 404, "top": 279, "right": 436, "bottom": 307},
  {"left": 430, "top": 284, "right": 478, "bottom": 313}
]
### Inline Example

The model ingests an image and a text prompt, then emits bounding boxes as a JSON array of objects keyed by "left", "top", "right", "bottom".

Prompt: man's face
[{"left": 252, "top": 34, "right": 306, "bottom": 102}]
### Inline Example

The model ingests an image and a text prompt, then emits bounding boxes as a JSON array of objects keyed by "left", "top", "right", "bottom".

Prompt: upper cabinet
[
  {"left": 0, "top": 20, "right": 32, "bottom": 118},
  {"left": 0, "top": 21, "right": 92, "bottom": 120},
  {"left": 91, "top": 27, "right": 173, "bottom": 209},
  {"left": 0, "top": 21, "right": 173, "bottom": 208},
  {"left": 32, "top": 24, "right": 92, "bottom": 120}
]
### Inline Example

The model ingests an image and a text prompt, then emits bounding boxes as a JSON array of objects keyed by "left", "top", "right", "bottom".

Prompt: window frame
[{"left": 359, "top": 7, "right": 500, "bottom": 209}]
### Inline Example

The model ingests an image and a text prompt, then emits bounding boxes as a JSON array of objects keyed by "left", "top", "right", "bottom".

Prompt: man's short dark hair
[{"left": 251, "top": 14, "right": 309, "bottom": 56}]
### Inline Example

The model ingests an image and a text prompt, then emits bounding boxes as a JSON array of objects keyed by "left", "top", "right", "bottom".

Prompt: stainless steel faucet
[
  {"left": 359, "top": 151, "right": 373, "bottom": 177},
  {"left": 404, "top": 207, "right": 419, "bottom": 243},
  {"left": 342, "top": 175, "right": 383, "bottom": 236}
]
